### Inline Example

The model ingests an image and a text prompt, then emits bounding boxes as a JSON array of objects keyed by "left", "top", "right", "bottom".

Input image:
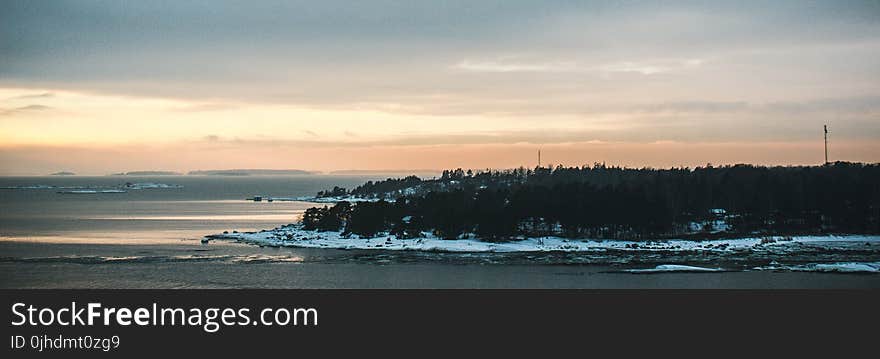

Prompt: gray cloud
[
  {"left": 0, "top": 104, "right": 53, "bottom": 116},
  {"left": 6, "top": 92, "right": 54, "bottom": 100},
  {"left": 169, "top": 103, "right": 239, "bottom": 113},
  {"left": 14, "top": 104, "right": 51, "bottom": 111}
]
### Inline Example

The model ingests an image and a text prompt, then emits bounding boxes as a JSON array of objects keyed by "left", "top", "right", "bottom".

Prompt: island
[{"left": 209, "top": 162, "right": 880, "bottom": 273}]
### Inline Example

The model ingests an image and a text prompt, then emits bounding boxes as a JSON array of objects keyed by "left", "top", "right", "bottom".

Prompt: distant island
[
  {"left": 187, "top": 169, "right": 315, "bottom": 176},
  {"left": 49, "top": 171, "right": 75, "bottom": 176},
  {"left": 110, "top": 171, "right": 182, "bottom": 176}
]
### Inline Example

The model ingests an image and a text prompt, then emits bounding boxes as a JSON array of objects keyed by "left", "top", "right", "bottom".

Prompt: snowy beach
[{"left": 210, "top": 223, "right": 880, "bottom": 254}]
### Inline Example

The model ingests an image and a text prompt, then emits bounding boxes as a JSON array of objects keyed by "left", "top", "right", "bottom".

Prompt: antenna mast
[
  {"left": 538, "top": 149, "right": 541, "bottom": 168},
  {"left": 824, "top": 125, "right": 828, "bottom": 165}
]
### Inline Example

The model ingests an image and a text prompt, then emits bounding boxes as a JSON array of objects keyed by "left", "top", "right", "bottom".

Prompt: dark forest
[{"left": 306, "top": 162, "right": 880, "bottom": 241}]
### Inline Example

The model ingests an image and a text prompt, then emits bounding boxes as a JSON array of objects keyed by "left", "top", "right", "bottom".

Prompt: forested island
[{"left": 304, "top": 162, "right": 880, "bottom": 241}]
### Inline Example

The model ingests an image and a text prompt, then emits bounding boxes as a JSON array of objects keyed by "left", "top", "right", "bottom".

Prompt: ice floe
[
  {"left": 624, "top": 264, "right": 725, "bottom": 273},
  {"left": 2, "top": 182, "right": 183, "bottom": 194},
  {"left": 57, "top": 189, "right": 127, "bottom": 194},
  {"left": 123, "top": 182, "right": 183, "bottom": 189},
  {"left": 755, "top": 262, "right": 880, "bottom": 273}
]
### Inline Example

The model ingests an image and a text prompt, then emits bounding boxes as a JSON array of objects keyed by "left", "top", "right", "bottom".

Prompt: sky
[{"left": 1, "top": 0, "right": 879, "bottom": 175}]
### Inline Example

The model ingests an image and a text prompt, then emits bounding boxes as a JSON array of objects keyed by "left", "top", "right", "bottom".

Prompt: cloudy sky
[{"left": 1, "top": 0, "right": 878, "bottom": 174}]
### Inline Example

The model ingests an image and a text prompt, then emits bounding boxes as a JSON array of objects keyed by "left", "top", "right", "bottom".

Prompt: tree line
[{"left": 303, "top": 162, "right": 880, "bottom": 240}]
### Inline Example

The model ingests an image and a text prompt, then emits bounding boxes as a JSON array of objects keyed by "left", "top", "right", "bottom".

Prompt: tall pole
[
  {"left": 824, "top": 125, "right": 828, "bottom": 165},
  {"left": 538, "top": 149, "right": 541, "bottom": 168}
]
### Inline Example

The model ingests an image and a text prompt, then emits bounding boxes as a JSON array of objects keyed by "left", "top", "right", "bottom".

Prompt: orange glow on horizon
[{"left": 1, "top": 87, "right": 878, "bottom": 175}]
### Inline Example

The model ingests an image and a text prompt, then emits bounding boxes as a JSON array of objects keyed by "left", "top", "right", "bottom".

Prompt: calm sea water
[{"left": 0, "top": 175, "right": 382, "bottom": 243}]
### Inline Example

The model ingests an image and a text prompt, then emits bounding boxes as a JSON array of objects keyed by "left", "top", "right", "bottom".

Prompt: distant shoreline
[
  {"left": 110, "top": 171, "right": 182, "bottom": 176},
  {"left": 187, "top": 169, "right": 316, "bottom": 176},
  {"left": 0, "top": 172, "right": 390, "bottom": 177}
]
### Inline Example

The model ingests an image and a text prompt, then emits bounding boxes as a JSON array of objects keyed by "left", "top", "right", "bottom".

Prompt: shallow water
[
  {"left": 0, "top": 175, "right": 381, "bottom": 242},
  {"left": 1, "top": 242, "right": 878, "bottom": 288}
]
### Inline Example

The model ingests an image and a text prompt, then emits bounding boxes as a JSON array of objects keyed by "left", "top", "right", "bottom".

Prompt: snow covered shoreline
[
  {"left": 206, "top": 223, "right": 880, "bottom": 254},
  {"left": 292, "top": 195, "right": 380, "bottom": 203},
  {"left": 241, "top": 195, "right": 380, "bottom": 203}
]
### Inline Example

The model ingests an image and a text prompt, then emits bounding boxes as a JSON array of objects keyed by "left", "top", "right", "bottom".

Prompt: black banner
[{"left": 2, "top": 290, "right": 877, "bottom": 357}]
